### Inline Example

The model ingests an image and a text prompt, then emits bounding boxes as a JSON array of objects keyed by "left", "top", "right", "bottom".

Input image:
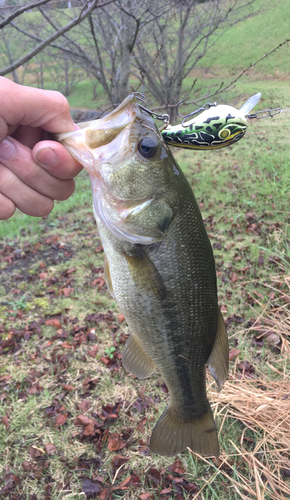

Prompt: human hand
[{"left": 0, "top": 77, "right": 82, "bottom": 220}]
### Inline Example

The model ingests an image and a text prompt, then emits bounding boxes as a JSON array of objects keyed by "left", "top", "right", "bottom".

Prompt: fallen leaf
[
  {"left": 229, "top": 348, "right": 241, "bottom": 361},
  {"left": 160, "top": 487, "right": 172, "bottom": 494},
  {"left": 61, "top": 341, "right": 72, "bottom": 349},
  {"left": 56, "top": 413, "right": 68, "bottom": 426},
  {"left": 82, "top": 478, "right": 101, "bottom": 498},
  {"left": 88, "top": 345, "right": 98, "bottom": 358},
  {"left": 0, "top": 414, "right": 9, "bottom": 430},
  {"left": 78, "top": 400, "right": 91, "bottom": 412},
  {"left": 111, "top": 454, "right": 129, "bottom": 470},
  {"left": 145, "top": 467, "right": 161, "bottom": 487},
  {"left": 107, "top": 433, "right": 126, "bottom": 451},
  {"left": 29, "top": 445, "right": 44, "bottom": 458},
  {"left": 168, "top": 459, "right": 186, "bottom": 474},
  {"left": 62, "top": 287, "right": 74, "bottom": 297},
  {"left": 74, "top": 415, "right": 94, "bottom": 427},
  {"left": 99, "top": 488, "right": 110, "bottom": 500},
  {"left": 45, "top": 319, "right": 61, "bottom": 328},
  {"left": 118, "top": 314, "right": 125, "bottom": 323},
  {"left": 63, "top": 384, "right": 74, "bottom": 391},
  {"left": 114, "top": 473, "right": 141, "bottom": 490},
  {"left": 83, "top": 422, "right": 96, "bottom": 436},
  {"left": 139, "top": 494, "right": 154, "bottom": 500},
  {"left": 44, "top": 443, "right": 56, "bottom": 455},
  {"left": 22, "top": 461, "right": 32, "bottom": 471}
]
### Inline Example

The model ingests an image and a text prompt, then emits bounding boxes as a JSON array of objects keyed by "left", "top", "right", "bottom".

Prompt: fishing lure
[{"left": 160, "top": 93, "right": 262, "bottom": 150}]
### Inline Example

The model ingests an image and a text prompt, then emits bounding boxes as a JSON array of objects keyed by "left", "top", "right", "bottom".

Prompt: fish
[{"left": 56, "top": 94, "right": 229, "bottom": 457}]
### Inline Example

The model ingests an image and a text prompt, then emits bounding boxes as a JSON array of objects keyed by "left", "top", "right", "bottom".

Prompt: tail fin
[{"left": 149, "top": 402, "right": 219, "bottom": 457}]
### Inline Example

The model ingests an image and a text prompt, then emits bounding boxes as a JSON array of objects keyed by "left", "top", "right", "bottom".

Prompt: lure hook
[
  {"left": 176, "top": 100, "right": 217, "bottom": 127},
  {"left": 132, "top": 91, "right": 146, "bottom": 103}
]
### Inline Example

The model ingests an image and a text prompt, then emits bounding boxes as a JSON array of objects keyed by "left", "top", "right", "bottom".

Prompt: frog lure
[{"left": 137, "top": 92, "right": 287, "bottom": 151}]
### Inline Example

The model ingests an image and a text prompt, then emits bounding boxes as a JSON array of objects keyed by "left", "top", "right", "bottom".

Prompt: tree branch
[
  {"left": 0, "top": 0, "right": 51, "bottom": 29},
  {"left": 0, "top": 0, "right": 104, "bottom": 77}
]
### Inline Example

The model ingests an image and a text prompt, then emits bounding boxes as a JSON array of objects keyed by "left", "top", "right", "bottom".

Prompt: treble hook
[
  {"left": 176, "top": 100, "right": 217, "bottom": 127},
  {"left": 132, "top": 91, "right": 146, "bottom": 103}
]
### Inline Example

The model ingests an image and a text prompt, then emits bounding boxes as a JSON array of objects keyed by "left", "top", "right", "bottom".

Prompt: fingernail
[
  {"left": 36, "top": 147, "right": 58, "bottom": 167},
  {"left": 0, "top": 138, "right": 16, "bottom": 159}
]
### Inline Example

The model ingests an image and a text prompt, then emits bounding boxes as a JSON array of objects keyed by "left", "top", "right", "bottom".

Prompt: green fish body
[{"left": 57, "top": 95, "right": 229, "bottom": 457}]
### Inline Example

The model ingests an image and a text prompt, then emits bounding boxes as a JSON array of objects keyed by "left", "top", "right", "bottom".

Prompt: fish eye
[{"left": 138, "top": 137, "right": 158, "bottom": 158}]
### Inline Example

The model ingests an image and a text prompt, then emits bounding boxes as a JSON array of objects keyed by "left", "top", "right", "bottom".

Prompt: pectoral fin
[
  {"left": 104, "top": 254, "right": 115, "bottom": 298},
  {"left": 124, "top": 246, "right": 166, "bottom": 298},
  {"left": 207, "top": 308, "right": 229, "bottom": 388},
  {"left": 122, "top": 333, "right": 156, "bottom": 379}
]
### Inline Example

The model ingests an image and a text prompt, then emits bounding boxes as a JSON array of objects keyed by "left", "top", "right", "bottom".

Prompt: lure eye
[{"left": 138, "top": 137, "right": 158, "bottom": 158}]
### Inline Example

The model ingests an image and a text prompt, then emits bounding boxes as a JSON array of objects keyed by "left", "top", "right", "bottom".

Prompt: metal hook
[
  {"left": 138, "top": 104, "right": 170, "bottom": 126},
  {"left": 176, "top": 100, "right": 217, "bottom": 127},
  {"left": 132, "top": 92, "right": 147, "bottom": 103}
]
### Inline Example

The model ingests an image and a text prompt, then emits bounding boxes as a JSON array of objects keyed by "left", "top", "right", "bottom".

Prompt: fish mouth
[
  {"left": 56, "top": 94, "right": 144, "bottom": 174},
  {"left": 57, "top": 94, "right": 139, "bottom": 142}
]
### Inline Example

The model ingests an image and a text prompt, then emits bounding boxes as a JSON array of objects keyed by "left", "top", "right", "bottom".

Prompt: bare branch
[
  {"left": 0, "top": 0, "right": 51, "bottom": 29},
  {"left": 0, "top": 0, "right": 99, "bottom": 77}
]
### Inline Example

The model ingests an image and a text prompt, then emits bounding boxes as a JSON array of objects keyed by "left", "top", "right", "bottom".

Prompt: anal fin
[
  {"left": 122, "top": 333, "right": 156, "bottom": 379},
  {"left": 149, "top": 401, "right": 219, "bottom": 457},
  {"left": 207, "top": 308, "right": 229, "bottom": 388}
]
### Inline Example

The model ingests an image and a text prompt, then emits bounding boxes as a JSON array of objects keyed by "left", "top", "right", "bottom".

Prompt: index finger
[{"left": 0, "top": 77, "right": 75, "bottom": 139}]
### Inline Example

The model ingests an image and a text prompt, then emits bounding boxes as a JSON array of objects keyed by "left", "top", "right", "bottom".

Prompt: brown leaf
[
  {"left": 83, "top": 422, "right": 96, "bottom": 436},
  {"left": 160, "top": 487, "right": 172, "bottom": 494},
  {"left": 145, "top": 467, "right": 161, "bottom": 487},
  {"left": 44, "top": 443, "right": 56, "bottom": 456},
  {"left": 88, "top": 345, "right": 98, "bottom": 358},
  {"left": 100, "top": 356, "right": 110, "bottom": 365},
  {"left": 99, "top": 489, "right": 110, "bottom": 500},
  {"left": 160, "top": 381, "right": 168, "bottom": 393},
  {"left": 115, "top": 473, "right": 141, "bottom": 490},
  {"left": 74, "top": 414, "right": 94, "bottom": 427},
  {"left": 111, "top": 454, "right": 129, "bottom": 470},
  {"left": 118, "top": 314, "right": 125, "bottom": 323},
  {"left": 63, "top": 384, "right": 74, "bottom": 391},
  {"left": 45, "top": 319, "right": 61, "bottom": 328},
  {"left": 229, "top": 348, "right": 241, "bottom": 361},
  {"left": 56, "top": 413, "right": 68, "bottom": 426},
  {"left": 139, "top": 494, "right": 154, "bottom": 500},
  {"left": 22, "top": 461, "right": 33, "bottom": 472},
  {"left": 168, "top": 459, "right": 186, "bottom": 474},
  {"left": 29, "top": 446, "right": 44, "bottom": 458},
  {"left": 61, "top": 341, "right": 72, "bottom": 349},
  {"left": 107, "top": 433, "right": 126, "bottom": 451},
  {"left": 66, "top": 267, "right": 76, "bottom": 274},
  {"left": 1, "top": 414, "right": 9, "bottom": 430},
  {"left": 78, "top": 400, "right": 91, "bottom": 412},
  {"left": 78, "top": 399, "right": 91, "bottom": 412},
  {"left": 82, "top": 478, "right": 101, "bottom": 498},
  {"left": 62, "top": 287, "right": 74, "bottom": 297}
]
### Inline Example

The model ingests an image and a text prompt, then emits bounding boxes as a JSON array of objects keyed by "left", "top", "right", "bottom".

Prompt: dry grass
[{"left": 194, "top": 275, "right": 290, "bottom": 500}]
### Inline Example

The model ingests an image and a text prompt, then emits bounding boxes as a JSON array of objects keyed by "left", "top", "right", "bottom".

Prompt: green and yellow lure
[{"left": 161, "top": 93, "right": 261, "bottom": 150}]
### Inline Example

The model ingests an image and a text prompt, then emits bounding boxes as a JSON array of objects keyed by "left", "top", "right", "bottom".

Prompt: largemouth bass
[{"left": 57, "top": 95, "right": 229, "bottom": 457}]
